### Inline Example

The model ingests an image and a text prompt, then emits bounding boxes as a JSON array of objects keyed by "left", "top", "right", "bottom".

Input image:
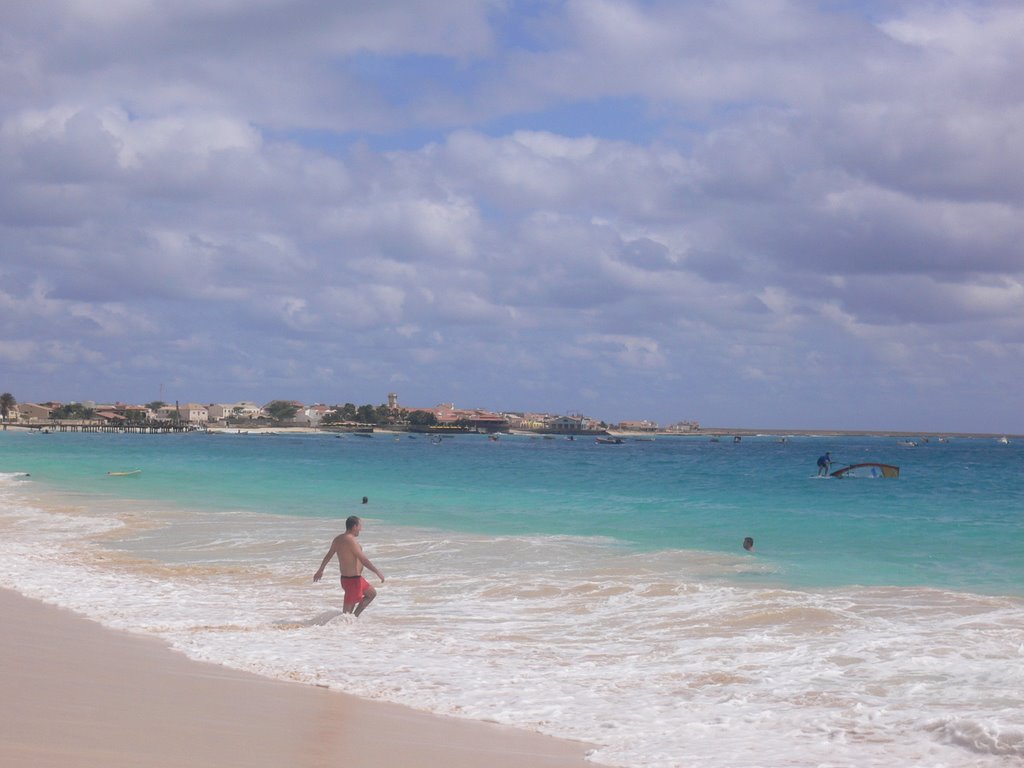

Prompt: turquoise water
[
  {"left": 3, "top": 430, "right": 1022, "bottom": 595},
  {"left": 3, "top": 428, "right": 1023, "bottom": 767}
]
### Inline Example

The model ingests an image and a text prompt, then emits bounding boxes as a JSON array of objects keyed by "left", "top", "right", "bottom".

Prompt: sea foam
[{"left": 2, "top": 474, "right": 1023, "bottom": 768}]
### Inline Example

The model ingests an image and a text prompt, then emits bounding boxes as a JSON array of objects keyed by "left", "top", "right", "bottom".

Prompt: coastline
[
  {"left": 2, "top": 432, "right": 1022, "bottom": 767},
  {"left": 0, "top": 587, "right": 596, "bottom": 768},
  {"left": 8, "top": 423, "right": 1021, "bottom": 439}
]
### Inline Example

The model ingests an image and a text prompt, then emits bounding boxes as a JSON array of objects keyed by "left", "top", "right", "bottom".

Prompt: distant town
[
  {"left": 4, "top": 392, "right": 1015, "bottom": 440},
  {"left": 0, "top": 392, "right": 701, "bottom": 436}
]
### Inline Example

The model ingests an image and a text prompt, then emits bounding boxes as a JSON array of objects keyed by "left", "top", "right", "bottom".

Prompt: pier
[{"left": 28, "top": 422, "right": 205, "bottom": 434}]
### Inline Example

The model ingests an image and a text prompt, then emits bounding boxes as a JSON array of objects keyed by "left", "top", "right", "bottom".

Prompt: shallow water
[{"left": 1, "top": 430, "right": 1022, "bottom": 767}]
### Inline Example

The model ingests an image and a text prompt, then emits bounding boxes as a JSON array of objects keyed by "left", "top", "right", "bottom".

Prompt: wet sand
[{"left": 0, "top": 588, "right": 595, "bottom": 768}]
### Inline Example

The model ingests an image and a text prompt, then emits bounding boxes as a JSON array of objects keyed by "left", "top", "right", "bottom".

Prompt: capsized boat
[
  {"left": 595, "top": 437, "right": 624, "bottom": 444},
  {"left": 830, "top": 463, "right": 900, "bottom": 479}
]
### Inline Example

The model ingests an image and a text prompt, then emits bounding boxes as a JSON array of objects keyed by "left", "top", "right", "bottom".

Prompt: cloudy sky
[{"left": 2, "top": 1, "right": 1022, "bottom": 432}]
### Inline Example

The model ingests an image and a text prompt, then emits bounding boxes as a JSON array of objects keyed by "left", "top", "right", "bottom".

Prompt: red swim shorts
[{"left": 341, "top": 575, "right": 369, "bottom": 605}]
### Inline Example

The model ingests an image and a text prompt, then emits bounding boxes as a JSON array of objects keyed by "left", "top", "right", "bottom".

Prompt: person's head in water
[
  {"left": 362, "top": 496, "right": 368, "bottom": 504},
  {"left": 346, "top": 515, "right": 361, "bottom": 533},
  {"left": 743, "top": 536, "right": 754, "bottom": 552}
]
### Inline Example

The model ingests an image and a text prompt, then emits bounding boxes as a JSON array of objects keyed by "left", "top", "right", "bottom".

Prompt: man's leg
[{"left": 353, "top": 585, "right": 377, "bottom": 617}]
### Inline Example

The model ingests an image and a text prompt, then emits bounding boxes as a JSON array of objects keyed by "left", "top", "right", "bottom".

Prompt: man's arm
[
  {"left": 357, "top": 548, "right": 385, "bottom": 582},
  {"left": 312, "top": 539, "right": 339, "bottom": 582}
]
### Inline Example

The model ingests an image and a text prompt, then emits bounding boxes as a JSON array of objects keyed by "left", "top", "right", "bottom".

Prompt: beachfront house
[
  {"left": 545, "top": 415, "right": 604, "bottom": 434},
  {"left": 93, "top": 403, "right": 148, "bottom": 423},
  {"left": 302, "top": 404, "right": 331, "bottom": 425},
  {"left": 206, "top": 404, "right": 232, "bottom": 422},
  {"left": 180, "top": 404, "right": 209, "bottom": 423},
  {"left": 207, "top": 402, "right": 264, "bottom": 422},
  {"left": 616, "top": 420, "right": 659, "bottom": 433},
  {"left": 157, "top": 404, "right": 209, "bottom": 423},
  {"left": 504, "top": 412, "right": 549, "bottom": 430},
  {"left": 15, "top": 403, "right": 51, "bottom": 422},
  {"left": 234, "top": 401, "right": 265, "bottom": 419},
  {"left": 664, "top": 420, "right": 701, "bottom": 433},
  {"left": 429, "top": 403, "right": 462, "bottom": 424},
  {"left": 420, "top": 404, "right": 508, "bottom": 432},
  {"left": 94, "top": 409, "right": 125, "bottom": 424}
]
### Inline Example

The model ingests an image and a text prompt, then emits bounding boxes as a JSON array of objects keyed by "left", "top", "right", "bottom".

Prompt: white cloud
[
  {"left": 1, "top": 1, "right": 1023, "bottom": 431},
  {"left": 579, "top": 333, "right": 665, "bottom": 369},
  {"left": 321, "top": 285, "right": 406, "bottom": 329},
  {"left": 41, "top": 340, "right": 105, "bottom": 365},
  {"left": 0, "top": 340, "right": 35, "bottom": 362},
  {"left": 69, "top": 302, "right": 156, "bottom": 335}
]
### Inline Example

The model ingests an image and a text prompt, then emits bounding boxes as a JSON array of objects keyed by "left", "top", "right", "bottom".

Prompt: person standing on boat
[
  {"left": 816, "top": 452, "right": 832, "bottom": 477},
  {"left": 313, "top": 515, "right": 385, "bottom": 617}
]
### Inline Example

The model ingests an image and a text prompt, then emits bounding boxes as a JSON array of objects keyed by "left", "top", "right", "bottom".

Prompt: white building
[
  {"left": 157, "top": 403, "right": 209, "bottom": 423},
  {"left": 207, "top": 402, "right": 264, "bottom": 421},
  {"left": 302, "top": 404, "right": 332, "bottom": 425}
]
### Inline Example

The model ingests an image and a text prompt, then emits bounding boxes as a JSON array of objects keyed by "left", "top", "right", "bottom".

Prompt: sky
[{"left": 2, "top": 1, "right": 1022, "bottom": 433}]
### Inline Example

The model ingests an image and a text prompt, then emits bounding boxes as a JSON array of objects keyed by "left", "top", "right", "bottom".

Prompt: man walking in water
[{"left": 313, "top": 515, "right": 385, "bottom": 617}]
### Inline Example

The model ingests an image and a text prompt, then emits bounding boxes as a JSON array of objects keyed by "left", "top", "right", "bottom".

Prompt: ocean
[{"left": 1, "top": 429, "right": 1022, "bottom": 767}]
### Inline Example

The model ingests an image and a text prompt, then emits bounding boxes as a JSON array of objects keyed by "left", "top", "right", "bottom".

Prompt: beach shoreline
[
  {"left": 0, "top": 587, "right": 597, "bottom": 768},
  {"left": 7, "top": 423, "right": 1021, "bottom": 439}
]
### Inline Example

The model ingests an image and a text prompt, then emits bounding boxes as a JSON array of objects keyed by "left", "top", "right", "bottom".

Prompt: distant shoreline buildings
[
  {"left": 2, "top": 393, "right": 701, "bottom": 435},
  {"left": 4, "top": 397, "right": 1016, "bottom": 439}
]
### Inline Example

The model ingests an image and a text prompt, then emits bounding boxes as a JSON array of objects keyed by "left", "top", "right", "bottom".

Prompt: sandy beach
[{"left": 0, "top": 588, "right": 595, "bottom": 768}]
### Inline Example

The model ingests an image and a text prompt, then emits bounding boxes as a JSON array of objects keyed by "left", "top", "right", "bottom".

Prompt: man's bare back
[
  {"left": 330, "top": 531, "right": 364, "bottom": 576},
  {"left": 313, "top": 515, "right": 384, "bottom": 616}
]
